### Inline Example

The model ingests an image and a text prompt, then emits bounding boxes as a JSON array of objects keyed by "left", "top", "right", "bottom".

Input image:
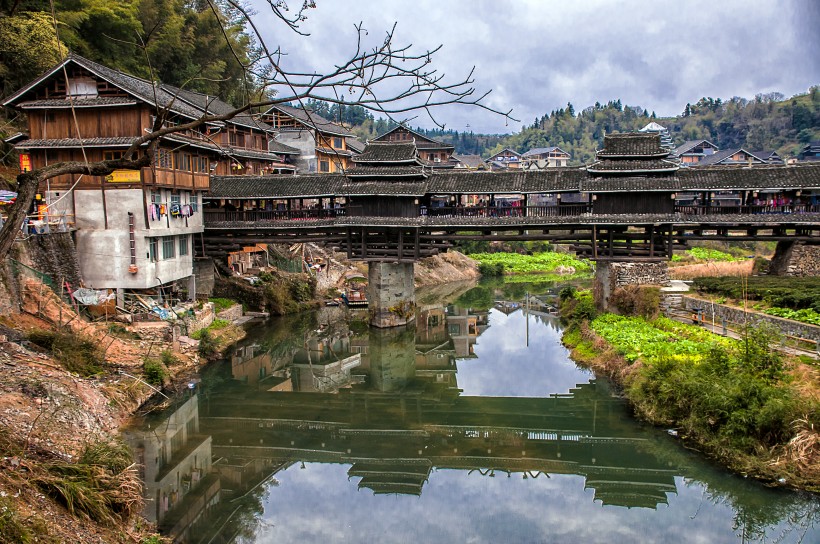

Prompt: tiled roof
[
  {"left": 17, "top": 97, "right": 138, "bottom": 108},
  {"left": 674, "top": 139, "right": 718, "bottom": 156},
  {"left": 209, "top": 174, "right": 343, "bottom": 198},
  {"left": 339, "top": 180, "right": 428, "bottom": 196},
  {"left": 345, "top": 165, "right": 429, "bottom": 178},
  {"left": 373, "top": 125, "right": 452, "bottom": 149},
  {"left": 522, "top": 146, "right": 569, "bottom": 157},
  {"left": 428, "top": 168, "right": 585, "bottom": 194},
  {"left": 697, "top": 148, "right": 765, "bottom": 166},
  {"left": 15, "top": 136, "right": 141, "bottom": 149},
  {"left": 161, "top": 83, "right": 273, "bottom": 132},
  {"left": 316, "top": 146, "right": 354, "bottom": 158},
  {"left": 597, "top": 133, "right": 668, "bottom": 158},
  {"left": 353, "top": 142, "right": 420, "bottom": 164},
  {"left": 453, "top": 154, "right": 486, "bottom": 168},
  {"left": 677, "top": 164, "right": 820, "bottom": 190},
  {"left": 266, "top": 104, "right": 355, "bottom": 137},
  {"left": 268, "top": 140, "right": 301, "bottom": 155},
  {"left": 586, "top": 159, "right": 680, "bottom": 173},
  {"left": 226, "top": 146, "right": 295, "bottom": 162},
  {"left": 749, "top": 150, "right": 783, "bottom": 163},
  {"left": 581, "top": 177, "right": 683, "bottom": 192},
  {"left": 345, "top": 137, "right": 367, "bottom": 154},
  {"left": 488, "top": 148, "right": 522, "bottom": 159}
]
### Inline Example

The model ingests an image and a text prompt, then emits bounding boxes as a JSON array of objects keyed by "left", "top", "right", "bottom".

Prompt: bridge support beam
[
  {"left": 368, "top": 262, "right": 416, "bottom": 328},
  {"left": 594, "top": 261, "right": 670, "bottom": 312}
]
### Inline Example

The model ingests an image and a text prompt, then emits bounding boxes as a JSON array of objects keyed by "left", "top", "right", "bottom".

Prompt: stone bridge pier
[
  {"left": 769, "top": 241, "right": 820, "bottom": 276},
  {"left": 594, "top": 261, "right": 670, "bottom": 312},
  {"left": 367, "top": 262, "right": 416, "bottom": 328}
]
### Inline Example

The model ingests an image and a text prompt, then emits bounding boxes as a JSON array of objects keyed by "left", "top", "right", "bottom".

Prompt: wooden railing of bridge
[{"left": 204, "top": 204, "right": 820, "bottom": 224}]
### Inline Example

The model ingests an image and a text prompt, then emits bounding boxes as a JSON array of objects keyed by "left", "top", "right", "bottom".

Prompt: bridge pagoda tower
[
  {"left": 586, "top": 133, "right": 681, "bottom": 310},
  {"left": 346, "top": 141, "right": 431, "bottom": 327}
]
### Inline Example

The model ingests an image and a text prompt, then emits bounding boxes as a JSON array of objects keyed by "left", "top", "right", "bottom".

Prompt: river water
[{"left": 124, "top": 280, "right": 820, "bottom": 543}]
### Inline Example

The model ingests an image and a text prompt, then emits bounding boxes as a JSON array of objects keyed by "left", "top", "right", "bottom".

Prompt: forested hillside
[{"left": 0, "top": 0, "right": 260, "bottom": 107}]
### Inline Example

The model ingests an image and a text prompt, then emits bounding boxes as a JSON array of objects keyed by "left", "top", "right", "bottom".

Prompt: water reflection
[{"left": 126, "top": 283, "right": 820, "bottom": 543}]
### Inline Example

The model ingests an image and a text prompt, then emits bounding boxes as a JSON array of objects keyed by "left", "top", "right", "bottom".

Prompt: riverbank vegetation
[
  {"left": 470, "top": 251, "right": 592, "bottom": 277},
  {"left": 561, "top": 289, "right": 820, "bottom": 491}
]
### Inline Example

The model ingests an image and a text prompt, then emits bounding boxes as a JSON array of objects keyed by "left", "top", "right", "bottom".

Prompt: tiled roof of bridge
[
  {"left": 586, "top": 159, "right": 680, "bottom": 173},
  {"left": 209, "top": 174, "right": 343, "bottom": 198},
  {"left": 427, "top": 168, "right": 585, "bottom": 193},
  {"left": 345, "top": 165, "right": 429, "bottom": 178},
  {"left": 678, "top": 164, "right": 820, "bottom": 189},
  {"left": 339, "top": 180, "right": 429, "bottom": 196},
  {"left": 353, "top": 142, "right": 420, "bottom": 163},
  {"left": 581, "top": 177, "right": 683, "bottom": 192},
  {"left": 597, "top": 133, "right": 668, "bottom": 158}
]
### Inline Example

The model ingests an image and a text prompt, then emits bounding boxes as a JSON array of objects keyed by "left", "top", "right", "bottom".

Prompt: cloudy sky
[{"left": 251, "top": 0, "right": 820, "bottom": 134}]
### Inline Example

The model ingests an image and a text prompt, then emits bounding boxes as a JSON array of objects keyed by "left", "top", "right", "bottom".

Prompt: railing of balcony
[{"left": 674, "top": 204, "right": 820, "bottom": 215}]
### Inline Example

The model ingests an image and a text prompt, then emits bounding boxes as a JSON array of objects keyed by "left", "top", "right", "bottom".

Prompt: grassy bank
[
  {"left": 469, "top": 251, "right": 592, "bottom": 277},
  {"left": 560, "top": 291, "right": 820, "bottom": 491}
]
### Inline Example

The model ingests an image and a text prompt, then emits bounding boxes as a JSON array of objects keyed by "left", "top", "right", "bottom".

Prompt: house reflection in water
[{"left": 124, "top": 396, "right": 218, "bottom": 540}]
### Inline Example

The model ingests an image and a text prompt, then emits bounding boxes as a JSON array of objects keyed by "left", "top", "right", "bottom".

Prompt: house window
[
  {"left": 174, "top": 152, "right": 191, "bottom": 172},
  {"left": 193, "top": 156, "right": 208, "bottom": 173},
  {"left": 154, "top": 149, "right": 172, "bottom": 169},
  {"left": 319, "top": 160, "right": 330, "bottom": 172},
  {"left": 333, "top": 137, "right": 343, "bottom": 148},
  {"left": 162, "top": 236, "right": 175, "bottom": 259},
  {"left": 103, "top": 150, "right": 125, "bottom": 161},
  {"left": 148, "top": 238, "right": 158, "bottom": 262},
  {"left": 178, "top": 235, "right": 189, "bottom": 256},
  {"left": 67, "top": 77, "right": 98, "bottom": 97},
  {"left": 190, "top": 193, "right": 199, "bottom": 212}
]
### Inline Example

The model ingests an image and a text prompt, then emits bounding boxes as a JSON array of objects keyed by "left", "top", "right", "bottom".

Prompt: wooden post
[
  {"left": 414, "top": 228, "right": 420, "bottom": 260},
  {"left": 346, "top": 227, "right": 352, "bottom": 258},
  {"left": 398, "top": 228, "right": 404, "bottom": 261},
  {"left": 361, "top": 227, "right": 367, "bottom": 259},
  {"left": 649, "top": 225, "right": 655, "bottom": 257},
  {"left": 592, "top": 226, "right": 598, "bottom": 259}
]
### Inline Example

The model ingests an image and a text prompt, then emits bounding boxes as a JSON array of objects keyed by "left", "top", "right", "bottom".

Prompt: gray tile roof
[
  {"left": 268, "top": 140, "right": 301, "bottom": 155},
  {"left": 677, "top": 165, "right": 820, "bottom": 190},
  {"left": 453, "top": 154, "right": 485, "bottom": 168},
  {"left": 226, "top": 146, "right": 295, "bottom": 163},
  {"left": 345, "top": 137, "right": 367, "bottom": 154},
  {"left": 15, "top": 136, "right": 141, "bottom": 149},
  {"left": 265, "top": 104, "right": 355, "bottom": 137},
  {"left": 428, "top": 168, "right": 585, "bottom": 194},
  {"left": 586, "top": 159, "right": 680, "bottom": 173},
  {"left": 160, "top": 83, "right": 274, "bottom": 132},
  {"left": 673, "top": 139, "right": 718, "bottom": 156},
  {"left": 340, "top": 180, "right": 429, "bottom": 196},
  {"left": 581, "top": 177, "right": 683, "bottom": 192},
  {"left": 522, "top": 146, "right": 570, "bottom": 158},
  {"left": 373, "top": 125, "right": 453, "bottom": 149},
  {"left": 346, "top": 165, "right": 429, "bottom": 178},
  {"left": 597, "top": 133, "right": 667, "bottom": 158},
  {"left": 353, "top": 142, "right": 420, "bottom": 164},
  {"left": 697, "top": 148, "right": 765, "bottom": 166},
  {"left": 17, "top": 97, "right": 138, "bottom": 109},
  {"left": 210, "top": 174, "right": 344, "bottom": 198}
]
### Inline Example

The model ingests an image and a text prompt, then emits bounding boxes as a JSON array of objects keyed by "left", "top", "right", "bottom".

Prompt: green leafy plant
[
  {"left": 470, "top": 252, "right": 592, "bottom": 275},
  {"left": 197, "top": 329, "right": 220, "bottom": 358},
  {"left": 142, "top": 359, "right": 166, "bottom": 386},
  {"left": 26, "top": 329, "right": 105, "bottom": 376}
]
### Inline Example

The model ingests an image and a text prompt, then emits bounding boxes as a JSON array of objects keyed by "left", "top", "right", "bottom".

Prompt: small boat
[{"left": 341, "top": 271, "right": 368, "bottom": 307}]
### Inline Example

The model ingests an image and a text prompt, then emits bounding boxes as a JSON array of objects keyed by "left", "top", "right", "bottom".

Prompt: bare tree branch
[{"left": 0, "top": 0, "right": 515, "bottom": 261}]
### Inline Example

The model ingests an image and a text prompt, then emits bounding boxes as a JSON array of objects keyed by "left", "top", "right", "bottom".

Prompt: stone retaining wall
[
  {"left": 680, "top": 295, "right": 820, "bottom": 342},
  {"left": 185, "top": 303, "right": 215, "bottom": 335},
  {"left": 595, "top": 261, "right": 669, "bottom": 311},
  {"left": 216, "top": 304, "right": 243, "bottom": 322}
]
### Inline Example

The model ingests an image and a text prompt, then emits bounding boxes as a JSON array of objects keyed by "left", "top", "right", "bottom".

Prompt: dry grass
[{"left": 669, "top": 259, "right": 755, "bottom": 280}]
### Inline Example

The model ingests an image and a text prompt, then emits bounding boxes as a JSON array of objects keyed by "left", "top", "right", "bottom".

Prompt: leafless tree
[{"left": 0, "top": 0, "right": 514, "bottom": 261}]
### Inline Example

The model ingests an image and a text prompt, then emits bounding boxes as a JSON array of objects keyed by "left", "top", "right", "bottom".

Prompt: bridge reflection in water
[{"left": 125, "top": 300, "right": 815, "bottom": 542}]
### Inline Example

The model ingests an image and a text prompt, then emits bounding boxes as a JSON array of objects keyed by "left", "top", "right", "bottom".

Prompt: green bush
[
  {"left": 26, "top": 330, "right": 105, "bottom": 377},
  {"left": 0, "top": 496, "right": 34, "bottom": 543},
  {"left": 470, "top": 251, "right": 591, "bottom": 275},
  {"left": 197, "top": 329, "right": 220, "bottom": 358},
  {"left": 478, "top": 262, "right": 505, "bottom": 276},
  {"left": 142, "top": 359, "right": 166, "bottom": 386},
  {"left": 558, "top": 285, "right": 577, "bottom": 301},
  {"left": 160, "top": 349, "right": 180, "bottom": 367}
]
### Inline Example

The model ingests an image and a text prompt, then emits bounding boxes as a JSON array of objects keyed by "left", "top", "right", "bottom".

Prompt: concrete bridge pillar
[
  {"left": 368, "top": 262, "right": 416, "bottom": 328},
  {"left": 594, "top": 261, "right": 670, "bottom": 312}
]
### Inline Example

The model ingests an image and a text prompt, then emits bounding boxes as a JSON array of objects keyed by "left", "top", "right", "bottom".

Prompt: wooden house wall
[
  {"left": 593, "top": 193, "right": 674, "bottom": 215},
  {"left": 28, "top": 106, "right": 143, "bottom": 139},
  {"left": 351, "top": 196, "right": 418, "bottom": 217}
]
